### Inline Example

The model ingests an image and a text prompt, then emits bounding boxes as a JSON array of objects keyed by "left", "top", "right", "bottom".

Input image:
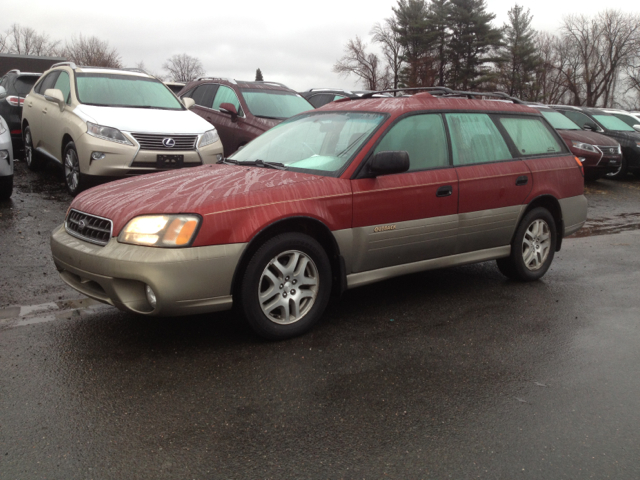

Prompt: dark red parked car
[
  {"left": 179, "top": 78, "right": 313, "bottom": 156},
  {"left": 532, "top": 105, "right": 622, "bottom": 180},
  {"left": 51, "top": 88, "right": 587, "bottom": 339}
]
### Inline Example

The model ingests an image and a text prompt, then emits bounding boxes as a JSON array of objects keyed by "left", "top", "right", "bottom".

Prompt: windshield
[
  {"left": 240, "top": 89, "right": 313, "bottom": 119},
  {"left": 15, "top": 76, "right": 39, "bottom": 96},
  {"left": 540, "top": 110, "right": 581, "bottom": 130},
  {"left": 229, "top": 112, "right": 387, "bottom": 175},
  {"left": 76, "top": 73, "right": 183, "bottom": 110},
  {"left": 592, "top": 114, "right": 635, "bottom": 132}
]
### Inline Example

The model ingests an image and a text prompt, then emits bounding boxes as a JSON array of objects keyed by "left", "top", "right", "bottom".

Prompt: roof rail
[
  {"left": 50, "top": 61, "right": 77, "bottom": 69},
  {"left": 358, "top": 87, "right": 526, "bottom": 104},
  {"left": 255, "top": 81, "right": 290, "bottom": 88},
  {"left": 7, "top": 69, "right": 21, "bottom": 74},
  {"left": 196, "top": 77, "right": 237, "bottom": 84},
  {"left": 123, "top": 68, "right": 150, "bottom": 75}
]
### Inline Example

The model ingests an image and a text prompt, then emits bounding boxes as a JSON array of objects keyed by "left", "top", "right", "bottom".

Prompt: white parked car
[
  {"left": 0, "top": 115, "right": 13, "bottom": 200},
  {"left": 22, "top": 63, "right": 224, "bottom": 195}
]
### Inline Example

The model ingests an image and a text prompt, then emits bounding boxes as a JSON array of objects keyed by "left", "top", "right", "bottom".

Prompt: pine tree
[
  {"left": 393, "top": 0, "right": 430, "bottom": 87},
  {"left": 255, "top": 68, "right": 264, "bottom": 81},
  {"left": 425, "top": 0, "right": 451, "bottom": 86},
  {"left": 497, "top": 5, "right": 541, "bottom": 99},
  {"left": 447, "top": 0, "right": 502, "bottom": 90}
]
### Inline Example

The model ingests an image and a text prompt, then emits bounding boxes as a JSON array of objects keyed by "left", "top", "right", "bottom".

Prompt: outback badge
[{"left": 373, "top": 225, "right": 397, "bottom": 233}]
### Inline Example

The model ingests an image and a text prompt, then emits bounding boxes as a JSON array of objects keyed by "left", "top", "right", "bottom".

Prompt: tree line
[
  {"left": 0, "top": 23, "right": 207, "bottom": 82},
  {"left": 334, "top": 1, "right": 640, "bottom": 108}
]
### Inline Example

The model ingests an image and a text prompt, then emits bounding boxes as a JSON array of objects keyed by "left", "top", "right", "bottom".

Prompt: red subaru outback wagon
[{"left": 51, "top": 88, "right": 587, "bottom": 339}]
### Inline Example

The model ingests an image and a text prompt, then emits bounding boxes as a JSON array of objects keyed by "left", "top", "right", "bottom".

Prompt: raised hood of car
[
  {"left": 70, "top": 165, "right": 346, "bottom": 238},
  {"left": 74, "top": 104, "right": 212, "bottom": 134},
  {"left": 557, "top": 129, "right": 619, "bottom": 146}
]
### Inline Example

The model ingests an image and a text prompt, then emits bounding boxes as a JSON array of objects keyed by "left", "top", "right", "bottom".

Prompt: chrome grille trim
[
  {"left": 597, "top": 146, "right": 620, "bottom": 156},
  {"left": 130, "top": 133, "right": 198, "bottom": 150},
  {"left": 65, "top": 209, "right": 113, "bottom": 246}
]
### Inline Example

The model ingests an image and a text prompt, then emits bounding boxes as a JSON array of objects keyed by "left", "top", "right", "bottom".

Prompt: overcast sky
[{"left": 3, "top": 0, "right": 640, "bottom": 91}]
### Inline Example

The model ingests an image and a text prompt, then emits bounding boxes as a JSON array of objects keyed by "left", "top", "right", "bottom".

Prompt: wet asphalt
[{"left": 1, "top": 161, "right": 640, "bottom": 479}]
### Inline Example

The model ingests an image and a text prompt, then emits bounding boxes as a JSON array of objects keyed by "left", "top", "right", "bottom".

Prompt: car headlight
[
  {"left": 571, "top": 140, "right": 599, "bottom": 153},
  {"left": 118, "top": 214, "right": 201, "bottom": 247},
  {"left": 198, "top": 129, "right": 220, "bottom": 148},
  {"left": 86, "top": 122, "right": 133, "bottom": 145}
]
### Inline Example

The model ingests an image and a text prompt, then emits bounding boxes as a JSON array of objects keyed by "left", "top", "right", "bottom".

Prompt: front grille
[
  {"left": 130, "top": 133, "right": 197, "bottom": 150},
  {"left": 598, "top": 146, "right": 620, "bottom": 156},
  {"left": 65, "top": 210, "right": 112, "bottom": 246}
]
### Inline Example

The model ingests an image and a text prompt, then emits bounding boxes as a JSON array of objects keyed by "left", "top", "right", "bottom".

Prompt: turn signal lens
[
  {"left": 118, "top": 214, "right": 201, "bottom": 247},
  {"left": 574, "top": 156, "right": 584, "bottom": 177}
]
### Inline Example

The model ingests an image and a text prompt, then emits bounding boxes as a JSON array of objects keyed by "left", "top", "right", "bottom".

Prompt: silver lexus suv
[{"left": 22, "top": 63, "right": 223, "bottom": 195}]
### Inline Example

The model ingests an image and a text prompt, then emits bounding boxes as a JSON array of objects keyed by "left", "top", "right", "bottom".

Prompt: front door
[{"left": 351, "top": 113, "right": 459, "bottom": 273}]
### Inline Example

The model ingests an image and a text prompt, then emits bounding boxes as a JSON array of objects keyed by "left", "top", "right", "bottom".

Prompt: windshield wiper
[
  {"left": 220, "top": 159, "right": 286, "bottom": 170},
  {"left": 256, "top": 115, "right": 283, "bottom": 120}
]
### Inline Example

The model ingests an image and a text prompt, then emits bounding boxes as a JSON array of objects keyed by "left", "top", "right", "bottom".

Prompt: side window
[
  {"left": 333, "top": 95, "right": 347, "bottom": 101},
  {"left": 53, "top": 71, "right": 71, "bottom": 104},
  {"left": 34, "top": 72, "right": 60, "bottom": 95},
  {"left": 563, "top": 111, "right": 597, "bottom": 130},
  {"left": 499, "top": 117, "right": 563, "bottom": 156},
  {"left": 374, "top": 114, "right": 449, "bottom": 171},
  {"left": 189, "top": 84, "right": 217, "bottom": 108},
  {"left": 307, "top": 94, "right": 334, "bottom": 108},
  {"left": 212, "top": 85, "right": 242, "bottom": 115},
  {"left": 446, "top": 113, "right": 512, "bottom": 166}
]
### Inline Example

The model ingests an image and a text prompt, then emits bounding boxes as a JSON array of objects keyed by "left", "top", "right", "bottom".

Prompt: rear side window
[
  {"left": 53, "top": 71, "right": 71, "bottom": 104},
  {"left": 212, "top": 85, "right": 242, "bottom": 113},
  {"left": 374, "top": 114, "right": 449, "bottom": 171},
  {"left": 188, "top": 84, "right": 217, "bottom": 108},
  {"left": 499, "top": 117, "right": 564, "bottom": 156},
  {"left": 446, "top": 113, "right": 512, "bottom": 165}
]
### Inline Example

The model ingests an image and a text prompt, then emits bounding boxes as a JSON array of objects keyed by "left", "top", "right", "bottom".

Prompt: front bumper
[
  {"left": 74, "top": 133, "right": 224, "bottom": 177},
  {"left": 51, "top": 224, "right": 246, "bottom": 316}
]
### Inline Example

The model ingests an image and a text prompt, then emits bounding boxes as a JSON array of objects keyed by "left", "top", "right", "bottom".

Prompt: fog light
[
  {"left": 145, "top": 284, "right": 157, "bottom": 309},
  {"left": 91, "top": 152, "right": 106, "bottom": 161}
]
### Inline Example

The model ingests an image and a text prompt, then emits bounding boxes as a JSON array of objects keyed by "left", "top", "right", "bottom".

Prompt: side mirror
[
  {"left": 633, "top": 124, "right": 640, "bottom": 133},
  {"left": 368, "top": 151, "right": 410, "bottom": 177},
  {"left": 583, "top": 123, "right": 596, "bottom": 132},
  {"left": 44, "top": 88, "right": 65, "bottom": 110},
  {"left": 182, "top": 97, "right": 195, "bottom": 109},
  {"left": 0, "top": 86, "right": 6, "bottom": 100},
  {"left": 219, "top": 102, "right": 238, "bottom": 122}
]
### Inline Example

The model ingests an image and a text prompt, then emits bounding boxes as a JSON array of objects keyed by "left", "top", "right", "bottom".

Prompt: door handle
[
  {"left": 42, "top": 108, "right": 47, "bottom": 114},
  {"left": 436, "top": 185, "right": 453, "bottom": 197},
  {"left": 516, "top": 175, "right": 528, "bottom": 186}
]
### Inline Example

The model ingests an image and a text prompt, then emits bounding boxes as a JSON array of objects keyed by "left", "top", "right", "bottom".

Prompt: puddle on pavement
[
  {"left": 571, "top": 212, "right": 640, "bottom": 238},
  {"left": 0, "top": 297, "right": 111, "bottom": 328}
]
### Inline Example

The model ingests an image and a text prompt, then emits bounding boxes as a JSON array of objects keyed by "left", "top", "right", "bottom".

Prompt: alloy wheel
[
  {"left": 522, "top": 219, "right": 551, "bottom": 271},
  {"left": 64, "top": 148, "right": 80, "bottom": 193}
]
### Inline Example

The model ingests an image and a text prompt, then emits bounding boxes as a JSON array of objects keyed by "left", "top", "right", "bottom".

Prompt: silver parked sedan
[{"left": 0, "top": 115, "right": 13, "bottom": 200}]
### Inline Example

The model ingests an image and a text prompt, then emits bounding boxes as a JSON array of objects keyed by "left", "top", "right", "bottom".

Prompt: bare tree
[
  {"left": 333, "top": 36, "right": 390, "bottom": 90},
  {"left": 63, "top": 35, "right": 121, "bottom": 67},
  {"left": 4, "top": 23, "right": 60, "bottom": 56},
  {"left": 162, "top": 54, "right": 205, "bottom": 82},
  {"left": 371, "top": 19, "right": 405, "bottom": 90},
  {"left": 0, "top": 31, "right": 8, "bottom": 53}
]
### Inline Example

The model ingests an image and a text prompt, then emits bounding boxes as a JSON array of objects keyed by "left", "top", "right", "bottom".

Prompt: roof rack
[
  {"left": 196, "top": 77, "right": 237, "bottom": 84},
  {"left": 359, "top": 87, "right": 526, "bottom": 104},
  {"left": 50, "top": 61, "right": 77, "bottom": 70},
  {"left": 123, "top": 68, "right": 150, "bottom": 75}
]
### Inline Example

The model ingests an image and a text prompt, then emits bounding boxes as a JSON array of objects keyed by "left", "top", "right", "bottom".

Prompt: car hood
[
  {"left": 71, "top": 165, "right": 327, "bottom": 235},
  {"left": 557, "top": 129, "right": 619, "bottom": 146},
  {"left": 73, "top": 104, "right": 213, "bottom": 134}
]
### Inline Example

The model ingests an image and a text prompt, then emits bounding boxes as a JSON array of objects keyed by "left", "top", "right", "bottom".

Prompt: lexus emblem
[
  {"left": 78, "top": 220, "right": 87, "bottom": 230},
  {"left": 162, "top": 137, "right": 176, "bottom": 148}
]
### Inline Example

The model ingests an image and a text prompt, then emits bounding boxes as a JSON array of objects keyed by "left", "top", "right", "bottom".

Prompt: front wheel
[
  {"left": 239, "top": 233, "right": 332, "bottom": 340},
  {"left": 63, "top": 141, "right": 87, "bottom": 196},
  {"left": 497, "top": 207, "right": 557, "bottom": 282}
]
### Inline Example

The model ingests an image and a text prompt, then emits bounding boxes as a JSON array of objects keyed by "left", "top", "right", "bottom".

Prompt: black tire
[
  {"left": 23, "top": 125, "right": 43, "bottom": 171},
  {"left": 497, "top": 207, "right": 557, "bottom": 282},
  {"left": 239, "top": 232, "right": 332, "bottom": 340},
  {"left": 584, "top": 171, "right": 602, "bottom": 182},
  {"left": 605, "top": 156, "right": 628, "bottom": 180},
  {"left": 633, "top": 171, "right": 640, "bottom": 179},
  {"left": 63, "top": 141, "right": 87, "bottom": 196},
  {"left": 0, "top": 175, "right": 12, "bottom": 200}
]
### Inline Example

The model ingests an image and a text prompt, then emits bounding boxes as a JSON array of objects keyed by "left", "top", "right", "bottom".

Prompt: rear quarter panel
[{"left": 523, "top": 155, "right": 584, "bottom": 201}]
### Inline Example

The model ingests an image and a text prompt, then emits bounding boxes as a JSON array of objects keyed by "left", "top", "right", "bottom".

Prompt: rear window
[
  {"left": 500, "top": 117, "right": 564, "bottom": 156},
  {"left": 15, "top": 76, "right": 39, "bottom": 96}
]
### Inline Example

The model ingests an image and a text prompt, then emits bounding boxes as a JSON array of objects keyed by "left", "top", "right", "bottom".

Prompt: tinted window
[
  {"left": 446, "top": 113, "right": 512, "bottom": 165},
  {"left": 53, "top": 71, "right": 71, "bottom": 104},
  {"left": 374, "top": 114, "right": 449, "bottom": 171},
  {"left": 190, "top": 84, "right": 217, "bottom": 108},
  {"left": 307, "top": 94, "right": 334, "bottom": 108},
  {"left": 76, "top": 73, "right": 183, "bottom": 109},
  {"left": 562, "top": 111, "right": 597, "bottom": 130},
  {"left": 592, "top": 114, "right": 635, "bottom": 132},
  {"left": 500, "top": 117, "right": 564, "bottom": 156},
  {"left": 35, "top": 72, "right": 60, "bottom": 95}
]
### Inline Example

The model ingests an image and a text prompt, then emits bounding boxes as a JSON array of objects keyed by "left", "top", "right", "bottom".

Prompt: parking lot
[{"left": 1, "top": 160, "right": 640, "bottom": 479}]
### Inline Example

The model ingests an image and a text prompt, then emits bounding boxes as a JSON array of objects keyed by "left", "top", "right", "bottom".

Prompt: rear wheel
[
  {"left": 0, "top": 175, "right": 12, "bottom": 200},
  {"left": 24, "top": 126, "right": 43, "bottom": 171},
  {"left": 239, "top": 232, "right": 332, "bottom": 340},
  {"left": 63, "top": 141, "right": 87, "bottom": 196},
  {"left": 497, "top": 207, "right": 557, "bottom": 282}
]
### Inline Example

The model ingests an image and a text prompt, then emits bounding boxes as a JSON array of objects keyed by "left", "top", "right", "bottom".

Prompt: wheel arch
[
  {"left": 61, "top": 133, "right": 74, "bottom": 159},
  {"left": 523, "top": 195, "right": 564, "bottom": 251},
  {"left": 230, "top": 216, "right": 345, "bottom": 299}
]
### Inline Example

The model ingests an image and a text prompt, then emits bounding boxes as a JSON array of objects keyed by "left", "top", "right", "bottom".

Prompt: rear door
[
  {"left": 350, "top": 113, "right": 459, "bottom": 272},
  {"left": 41, "top": 71, "right": 72, "bottom": 160},
  {"left": 25, "top": 71, "right": 60, "bottom": 148},
  {"left": 446, "top": 112, "right": 532, "bottom": 254}
]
